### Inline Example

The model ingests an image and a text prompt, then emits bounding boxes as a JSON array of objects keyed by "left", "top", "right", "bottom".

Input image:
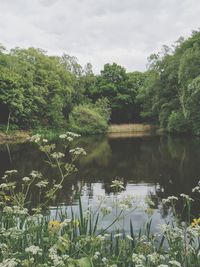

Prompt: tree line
[{"left": 1, "top": 30, "right": 200, "bottom": 134}]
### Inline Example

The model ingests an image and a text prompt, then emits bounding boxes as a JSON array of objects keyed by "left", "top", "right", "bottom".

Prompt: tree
[
  {"left": 185, "top": 76, "right": 200, "bottom": 135},
  {"left": 0, "top": 47, "right": 75, "bottom": 128}
]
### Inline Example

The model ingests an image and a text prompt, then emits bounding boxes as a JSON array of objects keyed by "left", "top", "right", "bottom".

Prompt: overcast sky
[{"left": 0, "top": 0, "right": 200, "bottom": 73}]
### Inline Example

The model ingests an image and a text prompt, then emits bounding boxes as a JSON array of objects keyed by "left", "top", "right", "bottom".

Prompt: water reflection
[{"left": 0, "top": 134, "right": 200, "bottom": 227}]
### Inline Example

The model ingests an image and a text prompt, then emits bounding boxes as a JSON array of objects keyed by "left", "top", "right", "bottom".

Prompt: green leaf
[{"left": 76, "top": 257, "right": 92, "bottom": 267}]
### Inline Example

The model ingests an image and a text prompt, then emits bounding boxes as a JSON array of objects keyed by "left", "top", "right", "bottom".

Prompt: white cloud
[{"left": 0, "top": 0, "right": 200, "bottom": 73}]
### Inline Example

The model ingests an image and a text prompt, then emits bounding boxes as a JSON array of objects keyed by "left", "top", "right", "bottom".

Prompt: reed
[{"left": 108, "top": 124, "right": 156, "bottom": 133}]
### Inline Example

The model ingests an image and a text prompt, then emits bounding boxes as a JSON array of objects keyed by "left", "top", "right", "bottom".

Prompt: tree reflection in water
[{"left": 0, "top": 134, "right": 200, "bottom": 225}]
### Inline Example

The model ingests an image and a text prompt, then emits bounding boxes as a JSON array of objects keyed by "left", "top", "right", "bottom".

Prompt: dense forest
[{"left": 1, "top": 30, "right": 200, "bottom": 134}]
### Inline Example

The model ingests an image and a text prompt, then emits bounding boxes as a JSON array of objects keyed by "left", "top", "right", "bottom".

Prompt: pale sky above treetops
[{"left": 0, "top": 0, "right": 200, "bottom": 73}]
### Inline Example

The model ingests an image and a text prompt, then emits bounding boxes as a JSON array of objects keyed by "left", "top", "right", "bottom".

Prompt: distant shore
[
  {"left": 0, "top": 124, "right": 158, "bottom": 144},
  {"left": 0, "top": 131, "right": 30, "bottom": 144},
  {"left": 108, "top": 123, "right": 158, "bottom": 137}
]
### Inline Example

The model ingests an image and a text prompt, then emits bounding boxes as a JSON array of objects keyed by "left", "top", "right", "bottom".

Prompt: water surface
[{"left": 0, "top": 134, "right": 200, "bottom": 231}]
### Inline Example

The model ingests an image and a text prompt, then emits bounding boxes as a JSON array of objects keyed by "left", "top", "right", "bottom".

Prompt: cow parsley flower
[
  {"left": 69, "top": 147, "right": 86, "bottom": 155},
  {"left": 51, "top": 152, "right": 65, "bottom": 159},
  {"left": 5, "top": 170, "right": 18, "bottom": 175},
  {"left": 59, "top": 134, "right": 67, "bottom": 139},
  {"left": 29, "top": 134, "right": 41, "bottom": 143},
  {"left": 111, "top": 180, "right": 124, "bottom": 190},
  {"left": 180, "top": 193, "right": 194, "bottom": 202},
  {"left": 93, "top": 251, "right": 101, "bottom": 260},
  {"left": 126, "top": 234, "right": 133, "bottom": 241},
  {"left": 25, "top": 245, "right": 42, "bottom": 255},
  {"left": 36, "top": 180, "right": 49, "bottom": 188},
  {"left": 0, "top": 258, "right": 19, "bottom": 267},
  {"left": 169, "top": 260, "right": 181, "bottom": 267},
  {"left": 22, "top": 177, "right": 31, "bottom": 183}
]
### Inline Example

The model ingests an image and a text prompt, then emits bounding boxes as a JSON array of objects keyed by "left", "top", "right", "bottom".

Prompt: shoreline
[
  {"left": 0, "top": 131, "right": 30, "bottom": 144},
  {"left": 108, "top": 123, "right": 157, "bottom": 133},
  {"left": 0, "top": 124, "right": 158, "bottom": 144}
]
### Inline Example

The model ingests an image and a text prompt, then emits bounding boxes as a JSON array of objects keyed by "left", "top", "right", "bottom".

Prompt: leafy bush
[
  {"left": 94, "top": 97, "right": 111, "bottom": 122},
  {"left": 167, "top": 110, "right": 190, "bottom": 134},
  {"left": 69, "top": 103, "right": 109, "bottom": 134}
]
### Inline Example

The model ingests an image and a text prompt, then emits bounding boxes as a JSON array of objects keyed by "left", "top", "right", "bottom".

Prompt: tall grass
[{"left": 108, "top": 124, "right": 156, "bottom": 133}]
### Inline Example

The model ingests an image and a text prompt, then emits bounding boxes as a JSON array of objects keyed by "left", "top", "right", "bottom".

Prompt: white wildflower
[
  {"left": 114, "top": 233, "right": 122, "bottom": 238},
  {"left": 0, "top": 258, "right": 19, "bottom": 267},
  {"left": 192, "top": 186, "right": 200, "bottom": 192},
  {"left": 53, "top": 184, "right": 63, "bottom": 190},
  {"left": 119, "top": 203, "right": 129, "bottom": 210},
  {"left": 66, "top": 132, "right": 80, "bottom": 138},
  {"left": 25, "top": 245, "right": 42, "bottom": 255},
  {"left": 93, "top": 251, "right": 100, "bottom": 260},
  {"left": 180, "top": 193, "right": 194, "bottom": 201},
  {"left": 30, "top": 170, "right": 42, "bottom": 179},
  {"left": 147, "top": 252, "right": 165, "bottom": 265},
  {"left": 29, "top": 134, "right": 41, "bottom": 143},
  {"left": 49, "top": 246, "right": 64, "bottom": 266},
  {"left": 126, "top": 234, "right": 133, "bottom": 241},
  {"left": 5, "top": 170, "right": 18, "bottom": 175},
  {"left": 100, "top": 206, "right": 112, "bottom": 215},
  {"left": 51, "top": 152, "right": 65, "bottom": 159},
  {"left": 132, "top": 253, "right": 145, "bottom": 265},
  {"left": 162, "top": 196, "right": 178, "bottom": 205},
  {"left": 35, "top": 180, "right": 49, "bottom": 188},
  {"left": 96, "top": 235, "right": 106, "bottom": 241},
  {"left": 111, "top": 179, "right": 124, "bottom": 190},
  {"left": 102, "top": 257, "right": 107, "bottom": 264},
  {"left": 3, "top": 206, "right": 13, "bottom": 213},
  {"left": 59, "top": 134, "right": 67, "bottom": 139},
  {"left": 169, "top": 260, "right": 181, "bottom": 267},
  {"left": 69, "top": 147, "right": 86, "bottom": 156},
  {"left": 0, "top": 183, "right": 9, "bottom": 189},
  {"left": 13, "top": 206, "right": 28, "bottom": 215},
  {"left": 22, "top": 177, "right": 31, "bottom": 183},
  {"left": 67, "top": 136, "right": 73, "bottom": 142},
  {"left": 60, "top": 218, "right": 72, "bottom": 227}
]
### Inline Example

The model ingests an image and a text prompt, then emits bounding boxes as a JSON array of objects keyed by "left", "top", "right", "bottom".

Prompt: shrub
[
  {"left": 94, "top": 97, "right": 111, "bottom": 122},
  {"left": 167, "top": 110, "right": 190, "bottom": 134},
  {"left": 69, "top": 104, "right": 108, "bottom": 134}
]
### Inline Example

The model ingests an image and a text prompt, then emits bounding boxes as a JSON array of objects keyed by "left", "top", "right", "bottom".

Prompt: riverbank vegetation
[
  {"left": 1, "top": 31, "right": 200, "bottom": 135},
  {"left": 0, "top": 132, "right": 200, "bottom": 266}
]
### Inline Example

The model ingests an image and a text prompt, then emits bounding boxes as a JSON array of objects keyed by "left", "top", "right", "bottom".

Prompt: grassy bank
[
  {"left": 0, "top": 130, "right": 30, "bottom": 144},
  {"left": 0, "top": 124, "right": 158, "bottom": 144}
]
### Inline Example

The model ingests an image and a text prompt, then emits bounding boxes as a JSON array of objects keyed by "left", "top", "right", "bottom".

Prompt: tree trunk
[{"left": 6, "top": 110, "right": 11, "bottom": 134}]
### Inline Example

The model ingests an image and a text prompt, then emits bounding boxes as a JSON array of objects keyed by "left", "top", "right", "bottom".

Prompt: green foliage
[
  {"left": 185, "top": 75, "right": 200, "bottom": 135},
  {"left": 86, "top": 63, "right": 146, "bottom": 123},
  {"left": 0, "top": 47, "right": 75, "bottom": 128},
  {"left": 94, "top": 97, "right": 111, "bottom": 122},
  {"left": 69, "top": 101, "right": 110, "bottom": 134},
  {"left": 139, "top": 31, "right": 200, "bottom": 134},
  {"left": 136, "top": 71, "right": 159, "bottom": 122},
  {"left": 2, "top": 31, "right": 200, "bottom": 135},
  {"left": 167, "top": 111, "right": 190, "bottom": 134},
  {"left": 1, "top": 46, "right": 146, "bottom": 129}
]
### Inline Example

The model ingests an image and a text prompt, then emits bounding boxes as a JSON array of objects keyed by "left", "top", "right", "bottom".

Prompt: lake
[{"left": 0, "top": 133, "right": 200, "bottom": 232}]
